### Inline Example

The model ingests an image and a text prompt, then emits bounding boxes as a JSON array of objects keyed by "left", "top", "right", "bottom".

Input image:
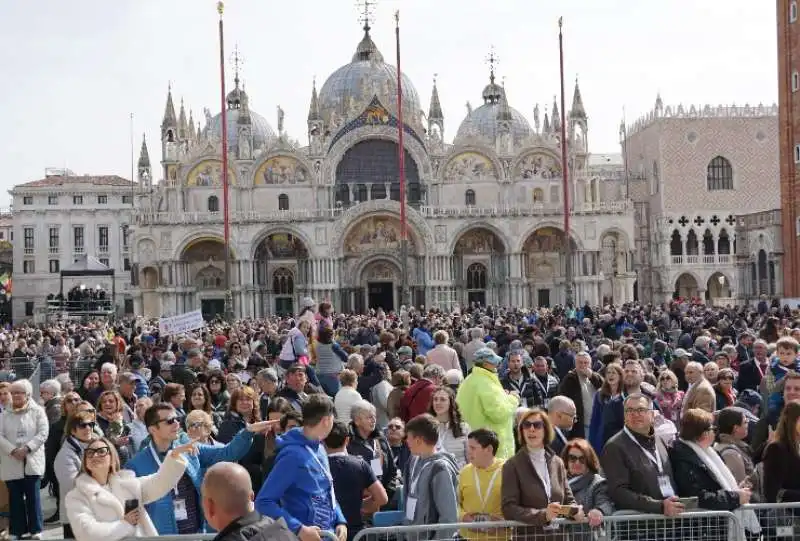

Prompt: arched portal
[
  {"left": 452, "top": 227, "right": 507, "bottom": 307},
  {"left": 706, "top": 272, "right": 732, "bottom": 305},
  {"left": 335, "top": 140, "right": 423, "bottom": 206},
  {"left": 361, "top": 259, "right": 400, "bottom": 312},
  {"left": 181, "top": 238, "right": 234, "bottom": 320},
  {"left": 252, "top": 232, "right": 309, "bottom": 316},
  {"left": 521, "top": 227, "right": 577, "bottom": 308},
  {"left": 674, "top": 272, "right": 700, "bottom": 300}
]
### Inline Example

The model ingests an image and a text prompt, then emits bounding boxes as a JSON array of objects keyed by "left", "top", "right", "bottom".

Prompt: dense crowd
[{"left": 0, "top": 296, "right": 799, "bottom": 541}]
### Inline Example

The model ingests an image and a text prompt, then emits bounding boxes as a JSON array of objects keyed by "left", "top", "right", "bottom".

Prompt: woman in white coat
[
  {"left": 0, "top": 379, "right": 49, "bottom": 540},
  {"left": 65, "top": 436, "right": 195, "bottom": 541}
]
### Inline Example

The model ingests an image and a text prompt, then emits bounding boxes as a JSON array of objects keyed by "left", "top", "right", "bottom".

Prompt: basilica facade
[{"left": 130, "top": 25, "right": 635, "bottom": 319}]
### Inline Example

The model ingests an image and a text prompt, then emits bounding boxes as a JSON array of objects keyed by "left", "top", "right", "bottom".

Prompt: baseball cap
[
  {"left": 397, "top": 346, "right": 413, "bottom": 356},
  {"left": 474, "top": 347, "right": 503, "bottom": 366},
  {"left": 673, "top": 348, "right": 692, "bottom": 358}
]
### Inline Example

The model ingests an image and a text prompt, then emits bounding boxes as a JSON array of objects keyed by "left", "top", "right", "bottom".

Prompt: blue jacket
[
  {"left": 255, "top": 427, "right": 346, "bottom": 534},
  {"left": 132, "top": 372, "right": 149, "bottom": 398},
  {"left": 412, "top": 328, "right": 434, "bottom": 357},
  {"left": 125, "top": 428, "right": 254, "bottom": 534}
]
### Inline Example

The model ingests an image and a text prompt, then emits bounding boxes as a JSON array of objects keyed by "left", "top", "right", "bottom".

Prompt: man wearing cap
[{"left": 456, "top": 347, "right": 520, "bottom": 460}]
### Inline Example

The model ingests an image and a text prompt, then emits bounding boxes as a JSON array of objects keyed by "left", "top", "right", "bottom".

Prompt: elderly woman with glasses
[
  {"left": 65, "top": 437, "right": 195, "bottom": 541},
  {"left": 54, "top": 410, "right": 97, "bottom": 539},
  {"left": 0, "top": 379, "right": 49, "bottom": 540},
  {"left": 654, "top": 369, "right": 684, "bottom": 426},
  {"left": 185, "top": 410, "right": 221, "bottom": 448}
]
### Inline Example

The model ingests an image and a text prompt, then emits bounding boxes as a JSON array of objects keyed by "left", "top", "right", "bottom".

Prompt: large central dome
[{"left": 318, "top": 27, "right": 421, "bottom": 123}]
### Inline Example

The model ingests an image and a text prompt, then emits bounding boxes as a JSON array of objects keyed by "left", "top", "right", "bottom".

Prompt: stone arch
[
  {"left": 272, "top": 266, "right": 295, "bottom": 295},
  {"left": 136, "top": 238, "right": 158, "bottom": 265},
  {"left": 250, "top": 225, "right": 314, "bottom": 260},
  {"left": 439, "top": 146, "right": 503, "bottom": 184},
  {"left": 598, "top": 228, "right": 631, "bottom": 250},
  {"left": 674, "top": 271, "right": 703, "bottom": 299},
  {"left": 331, "top": 199, "right": 434, "bottom": 258},
  {"left": 515, "top": 222, "right": 583, "bottom": 253},
  {"left": 174, "top": 231, "right": 236, "bottom": 261},
  {"left": 352, "top": 254, "right": 404, "bottom": 286},
  {"left": 448, "top": 222, "right": 510, "bottom": 255},
  {"left": 324, "top": 129, "right": 433, "bottom": 186},
  {"left": 706, "top": 271, "right": 732, "bottom": 303},
  {"left": 195, "top": 265, "right": 224, "bottom": 288}
]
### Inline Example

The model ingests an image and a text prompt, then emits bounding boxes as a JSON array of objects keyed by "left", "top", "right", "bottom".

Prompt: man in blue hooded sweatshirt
[{"left": 256, "top": 394, "right": 347, "bottom": 541}]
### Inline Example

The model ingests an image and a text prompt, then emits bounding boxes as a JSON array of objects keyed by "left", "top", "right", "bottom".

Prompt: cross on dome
[
  {"left": 359, "top": 0, "right": 376, "bottom": 32},
  {"left": 486, "top": 46, "right": 499, "bottom": 85},
  {"left": 231, "top": 44, "right": 244, "bottom": 87}
]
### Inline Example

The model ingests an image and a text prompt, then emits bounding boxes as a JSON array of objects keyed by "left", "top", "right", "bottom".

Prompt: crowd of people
[{"left": 0, "top": 296, "right": 798, "bottom": 541}]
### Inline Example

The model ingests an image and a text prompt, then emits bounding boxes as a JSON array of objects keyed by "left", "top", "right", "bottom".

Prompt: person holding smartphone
[{"left": 64, "top": 436, "right": 196, "bottom": 541}]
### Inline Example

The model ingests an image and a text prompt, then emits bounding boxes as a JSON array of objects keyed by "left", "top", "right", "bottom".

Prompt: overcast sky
[{"left": 0, "top": 1, "right": 777, "bottom": 205}]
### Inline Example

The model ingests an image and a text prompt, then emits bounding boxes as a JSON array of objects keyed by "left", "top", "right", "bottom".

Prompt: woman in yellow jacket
[
  {"left": 458, "top": 428, "right": 510, "bottom": 541},
  {"left": 457, "top": 348, "right": 520, "bottom": 460}
]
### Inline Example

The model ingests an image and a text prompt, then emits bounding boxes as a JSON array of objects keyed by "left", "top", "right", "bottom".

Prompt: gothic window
[
  {"left": 207, "top": 195, "right": 219, "bottom": 212},
  {"left": 196, "top": 266, "right": 224, "bottom": 289},
  {"left": 707, "top": 156, "right": 733, "bottom": 190},
  {"left": 272, "top": 267, "right": 294, "bottom": 295},
  {"left": 533, "top": 188, "right": 544, "bottom": 203},
  {"left": 465, "top": 189, "right": 476, "bottom": 206},
  {"left": 718, "top": 229, "right": 731, "bottom": 254},
  {"left": 355, "top": 184, "right": 368, "bottom": 203},
  {"left": 371, "top": 184, "right": 386, "bottom": 200},
  {"left": 702, "top": 229, "right": 715, "bottom": 254},
  {"left": 686, "top": 230, "right": 699, "bottom": 255},
  {"left": 278, "top": 194, "right": 289, "bottom": 211},
  {"left": 670, "top": 230, "right": 683, "bottom": 256},
  {"left": 466, "top": 263, "right": 487, "bottom": 290},
  {"left": 758, "top": 250, "right": 768, "bottom": 295}
]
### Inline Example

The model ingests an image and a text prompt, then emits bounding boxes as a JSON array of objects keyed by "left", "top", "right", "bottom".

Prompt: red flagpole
[
  {"left": 395, "top": 11, "right": 409, "bottom": 306},
  {"left": 218, "top": 1, "right": 233, "bottom": 317},
  {"left": 559, "top": 17, "right": 574, "bottom": 306}
]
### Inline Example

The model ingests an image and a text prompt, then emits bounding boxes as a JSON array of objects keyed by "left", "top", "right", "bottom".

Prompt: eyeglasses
[
  {"left": 625, "top": 407, "right": 650, "bottom": 415},
  {"left": 155, "top": 416, "right": 179, "bottom": 427},
  {"left": 567, "top": 454, "right": 586, "bottom": 464},
  {"left": 77, "top": 421, "right": 96, "bottom": 430},
  {"left": 188, "top": 422, "right": 207, "bottom": 430},
  {"left": 85, "top": 446, "right": 110, "bottom": 458},
  {"left": 659, "top": 376, "right": 672, "bottom": 382},
  {"left": 387, "top": 424, "right": 403, "bottom": 430},
  {"left": 704, "top": 426, "right": 717, "bottom": 433},
  {"left": 521, "top": 420, "right": 545, "bottom": 430}
]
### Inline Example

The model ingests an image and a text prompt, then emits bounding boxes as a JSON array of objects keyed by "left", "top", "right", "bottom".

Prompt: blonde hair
[{"left": 81, "top": 437, "right": 121, "bottom": 478}]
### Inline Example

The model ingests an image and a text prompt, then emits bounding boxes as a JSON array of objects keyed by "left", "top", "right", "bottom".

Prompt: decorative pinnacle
[
  {"left": 231, "top": 44, "right": 244, "bottom": 87},
  {"left": 395, "top": 9, "right": 399, "bottom": 27},
  {"left": 217, "top": 1, "right": 224, "bottom": 16},
  {"left": 559, "top": 16, "right": 563, "bottom": 29},
  {"left": 358, "top": 0, "right": 375, "bottom": 32},
  {"left": 486, "top": 46, "right": 498, "bottom": 85}
]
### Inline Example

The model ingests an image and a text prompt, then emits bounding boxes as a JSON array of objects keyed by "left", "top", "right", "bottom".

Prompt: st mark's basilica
[{"left": 129, "top": 22, "right": 636, "bottom": 319}]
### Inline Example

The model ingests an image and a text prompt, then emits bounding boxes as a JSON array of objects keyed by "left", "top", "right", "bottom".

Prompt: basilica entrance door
[
  {"left": 201, "top": 298, "right": 225, "bottom": 321},
  {"left": 368, "top": 282, "right": 394, "bottom": 311},
  {"left": 537, "top": 289, "right": 551, "bottom": 308}
]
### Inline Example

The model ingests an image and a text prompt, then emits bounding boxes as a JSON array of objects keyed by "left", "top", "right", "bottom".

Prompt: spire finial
[
  {"left": 359, "top": 0, "right": 375, "bottom": 33},
  {"left": 486, "top": 46, "right": 498, "bottom": 85},
  {"left": 231, "top": 44, "right": 244, "bottom": 89}
]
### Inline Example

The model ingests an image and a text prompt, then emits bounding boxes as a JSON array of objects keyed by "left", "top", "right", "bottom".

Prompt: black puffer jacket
[{"left": 212, "top": 511, "right": 296, "bottom": 541}]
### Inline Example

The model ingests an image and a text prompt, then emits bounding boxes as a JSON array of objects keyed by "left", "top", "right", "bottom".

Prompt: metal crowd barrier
[
  {"left": 741, "top": 502, "right": 800, "bottom": 539},
  {"left": 352, "top": 510, "right": 742, "bottom": 541},
  {"left": 41, "top": 531, "right": 338, "bottom": 541}
]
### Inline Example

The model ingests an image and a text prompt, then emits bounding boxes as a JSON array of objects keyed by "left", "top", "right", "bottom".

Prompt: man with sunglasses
[{"left": 126, "top": 403, "right": 274, "bottom": 535}]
